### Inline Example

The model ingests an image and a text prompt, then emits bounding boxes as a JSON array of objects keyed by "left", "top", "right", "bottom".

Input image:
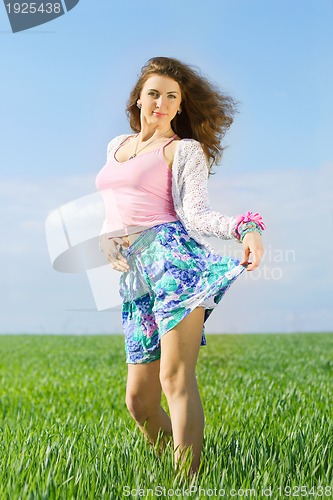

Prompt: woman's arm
[
  {"left": 178, "top": 141, "right": 238, "bottom": 240},
  {"left": 178, "top": 140, "right": 265, "bottom": 245}
]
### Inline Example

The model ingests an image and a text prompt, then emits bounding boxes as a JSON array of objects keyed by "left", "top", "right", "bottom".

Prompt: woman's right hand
[{"left": 99, "top": 234, "right": 130, "bottom": 272}]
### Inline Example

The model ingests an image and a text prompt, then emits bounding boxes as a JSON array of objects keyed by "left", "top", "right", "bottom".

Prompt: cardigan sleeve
[{"left": 180, "top": 140, "right": 241, "bottom": 242}]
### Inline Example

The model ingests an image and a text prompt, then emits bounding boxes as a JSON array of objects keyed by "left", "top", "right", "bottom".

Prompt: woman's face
[{"left": 137, "top": 74, "right": 182, "bottom": 129}]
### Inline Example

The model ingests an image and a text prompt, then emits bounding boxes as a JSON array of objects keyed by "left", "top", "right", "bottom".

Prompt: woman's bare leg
[
  {"left": 160, "top": 307, "right": 205, "bottom": 474},
  {"left": 126, "top": 359, "right": 172, "bottom": 446}
]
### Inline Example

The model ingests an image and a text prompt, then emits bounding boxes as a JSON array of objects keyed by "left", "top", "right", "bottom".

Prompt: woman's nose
[{"left": 155, "top": 96, "right": 166, "bottom": 109}]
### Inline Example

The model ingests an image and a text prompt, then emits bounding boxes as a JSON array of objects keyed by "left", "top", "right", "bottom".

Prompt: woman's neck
[{"left": 139, "top": 124, "right": 174, "bottom": 142}]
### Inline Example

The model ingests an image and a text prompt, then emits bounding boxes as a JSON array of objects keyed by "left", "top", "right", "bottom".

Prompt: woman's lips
[{"left": 153, "top": 112, "right": 167, "bottom": 117}]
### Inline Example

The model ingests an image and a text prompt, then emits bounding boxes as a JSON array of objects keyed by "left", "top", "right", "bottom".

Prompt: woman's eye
[
  {"left": 168, "top": 95, "right": 177, "bottom": 99},
  {"left": 148, "top": 92, "right": 158, "bottom": 97}
]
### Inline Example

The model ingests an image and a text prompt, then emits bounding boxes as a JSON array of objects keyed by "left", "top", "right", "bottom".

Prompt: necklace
[{"left": 128, "top": 129, "right": 173, "bottom": 160}]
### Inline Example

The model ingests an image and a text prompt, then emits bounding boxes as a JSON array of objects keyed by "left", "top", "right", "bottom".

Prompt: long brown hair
[{"left": 126, "top": 56, "right": 238, "bottom": 174}]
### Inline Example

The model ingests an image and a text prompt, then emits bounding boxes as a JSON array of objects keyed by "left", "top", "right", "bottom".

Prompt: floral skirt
[{"left": 119, "top": 220, "right": 246, "bottom": 364}]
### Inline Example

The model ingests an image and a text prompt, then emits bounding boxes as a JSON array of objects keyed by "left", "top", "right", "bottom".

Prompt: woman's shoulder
[
  {"left": 106, "top": 133, "right": 135, "bottom": 159},
  {"left": 177, "top": 137, "right": 201, "bottom": 146},
  {"left": 173, "top": 138, "right": 205, "bottom": 162},
  {"left": 169, "top": 137, "right": 199, "bottom": 150},
  {"left": 107, "top": 133, "right": 133, "bottom": 148},
  {"left": 171, "top": 138, "right": 209, "bottom": 177}
]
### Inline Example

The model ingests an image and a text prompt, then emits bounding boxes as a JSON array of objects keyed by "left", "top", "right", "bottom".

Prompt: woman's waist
[
  {"left": 116, "top": 219, "right": 181, "bottom": 249},
  {"left": 104, "top": 216, "right": 178, "bottom": 245}
]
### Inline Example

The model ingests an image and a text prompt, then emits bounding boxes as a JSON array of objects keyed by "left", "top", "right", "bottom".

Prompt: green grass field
[{"left": 0, "top": 333, "right": 332, "bottom": 499}]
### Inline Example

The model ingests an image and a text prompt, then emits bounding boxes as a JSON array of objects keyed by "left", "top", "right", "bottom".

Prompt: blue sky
[{"left": 0, "top": 0, "right": 332, "bottom": 334}]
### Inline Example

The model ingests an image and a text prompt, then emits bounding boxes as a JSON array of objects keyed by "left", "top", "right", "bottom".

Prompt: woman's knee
[
  {"left": 125, "top": 360, "right": 161, "bottom": 422},
  {"left": 160, "top": 366, "right": 195, "bottom": 399},
  {"left": 126, "top": 391, "right": 147, "bottom": 423},
  {"left": 125, "top": 387, "right": 161, "bottom": 424}
]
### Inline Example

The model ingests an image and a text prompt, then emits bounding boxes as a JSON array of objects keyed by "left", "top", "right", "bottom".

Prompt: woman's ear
[{"left": 136, "top": 99, "right": 142, "bottom": 109}]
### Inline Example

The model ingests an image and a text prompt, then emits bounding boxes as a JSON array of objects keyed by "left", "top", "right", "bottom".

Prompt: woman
[{"left": 96, "top": 57, "right": 265, "bottom": 474}]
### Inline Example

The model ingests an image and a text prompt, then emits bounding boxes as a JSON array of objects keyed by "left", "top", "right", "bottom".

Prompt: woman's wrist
[{"left": 238, "top": 221, "right": 263, "bottom": 242}]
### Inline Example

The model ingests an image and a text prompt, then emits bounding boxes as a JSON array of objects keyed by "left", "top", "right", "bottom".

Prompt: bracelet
[
  {"left": 238, "top": 221, "right": 263, "bottom": 242},
  {"left": 234, "top": 211, "right": 266, "bottom": 241}
]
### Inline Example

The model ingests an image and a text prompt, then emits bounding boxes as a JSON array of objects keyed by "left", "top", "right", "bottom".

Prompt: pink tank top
[{"left": 95, "top": 134, "right": 179, "bottom": 236}]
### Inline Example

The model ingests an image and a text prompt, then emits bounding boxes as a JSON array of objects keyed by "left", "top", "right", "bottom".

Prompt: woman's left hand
[{"left": 240, "top": 231, "right": 264, "bottom": 271}]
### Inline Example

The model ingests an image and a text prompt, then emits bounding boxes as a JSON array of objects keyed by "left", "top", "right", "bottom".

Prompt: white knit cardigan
[{"left": 106, "top": 134, "right": 242, "bottom": 254}]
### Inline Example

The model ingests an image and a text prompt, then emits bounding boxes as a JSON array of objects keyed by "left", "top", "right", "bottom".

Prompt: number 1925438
[{"left": 6, "top": 3, "right": 61, "bottom": 14}]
